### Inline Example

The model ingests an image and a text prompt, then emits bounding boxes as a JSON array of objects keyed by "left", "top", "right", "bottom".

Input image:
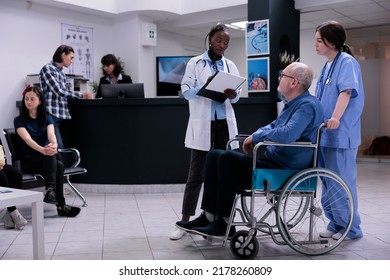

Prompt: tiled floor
[{"left": 1, "top": 161, "right": 390, "bottom": 260}]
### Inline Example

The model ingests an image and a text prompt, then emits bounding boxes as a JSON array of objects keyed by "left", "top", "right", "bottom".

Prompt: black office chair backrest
[{"left": 3, "top": 128, "right": 25, "bottom": 168}]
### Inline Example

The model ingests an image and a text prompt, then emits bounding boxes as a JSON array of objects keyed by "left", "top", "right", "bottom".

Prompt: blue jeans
[{"left": 51, "top": 115, "right": 64, "bottom": 149}]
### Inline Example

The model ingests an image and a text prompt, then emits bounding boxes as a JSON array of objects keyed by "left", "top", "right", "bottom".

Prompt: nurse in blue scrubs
[{"left": 314, "top": 21, "right": 364, "bottom": 240}]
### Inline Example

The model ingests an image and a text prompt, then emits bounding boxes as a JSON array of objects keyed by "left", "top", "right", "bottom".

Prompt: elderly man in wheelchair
[{"left": 176, "top": 62, "right": 355, "bottom": 258}]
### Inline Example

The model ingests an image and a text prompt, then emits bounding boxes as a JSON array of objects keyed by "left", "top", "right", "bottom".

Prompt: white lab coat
[{"left": 181, "top": 52, "right": 240, "bottom": 151}]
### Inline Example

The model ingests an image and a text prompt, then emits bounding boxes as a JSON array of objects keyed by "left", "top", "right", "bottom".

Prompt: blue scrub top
[{"left": 315, "top": 52, "right": 365, "bottom": 149}]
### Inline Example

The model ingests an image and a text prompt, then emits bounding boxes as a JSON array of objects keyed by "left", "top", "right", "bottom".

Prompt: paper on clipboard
[
  {"left": 197, "top": 71, "right": 246, "bottom": 103},
  {"left": 205, "top": 71, "right": 245, "bottom": 92}
]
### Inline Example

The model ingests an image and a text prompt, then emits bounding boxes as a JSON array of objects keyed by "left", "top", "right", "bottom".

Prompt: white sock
[{"left": 204, "top": 211, "right": 215, "bottom": 222}]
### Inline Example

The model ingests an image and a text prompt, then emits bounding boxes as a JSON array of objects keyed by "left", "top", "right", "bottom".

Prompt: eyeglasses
[{"left": 278, "top": 72, "right": 296, "bottom": 80}]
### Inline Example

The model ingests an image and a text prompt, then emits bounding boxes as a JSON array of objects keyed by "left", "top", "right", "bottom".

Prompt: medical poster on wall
[
  {"left": 246, "top": 19, "right": 269, "bottom": 56},
  {"left": 61, "top": 23, "right": 94, "bottom": 81},
  {"left": 247, "top": 57, "right": 269, "bottom": 92}
]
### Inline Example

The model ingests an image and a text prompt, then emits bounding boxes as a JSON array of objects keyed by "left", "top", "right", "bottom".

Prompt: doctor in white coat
[{"left": 170, "top": 23, "right": 241, "bottom": 240}]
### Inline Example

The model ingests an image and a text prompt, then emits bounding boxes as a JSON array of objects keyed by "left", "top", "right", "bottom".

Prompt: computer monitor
[
  {"left": 156, "top": 56, "right": 193, "bottom": 96},
  {"left": 100, "top": 83, "right": 144, "bottom": 99}
]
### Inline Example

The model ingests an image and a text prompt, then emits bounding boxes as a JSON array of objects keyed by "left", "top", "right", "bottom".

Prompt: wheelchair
[{"left": 222, "top": 123, "right": 354, "bottom": 259}]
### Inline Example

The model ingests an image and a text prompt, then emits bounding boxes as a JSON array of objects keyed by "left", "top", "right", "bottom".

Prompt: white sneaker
[
  {"left": 170, "top": 228, "right": 186, "bottom": 240},
  {"left": 319, "top": 230, "right": 336, "bottom": 238},
  {"left": 9, "top": 209, "right": 28, "bottom": 230},
  {"left": 2, "top": 211, "right": 15, "bottom": 229},
  {"left": 332, "top": 232, "right": 350, "bottom": 241}
]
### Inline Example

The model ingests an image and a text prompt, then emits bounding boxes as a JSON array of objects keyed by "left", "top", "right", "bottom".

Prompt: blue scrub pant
[{"left": 318, "top": 147, "right": 363, "bottom": 239}]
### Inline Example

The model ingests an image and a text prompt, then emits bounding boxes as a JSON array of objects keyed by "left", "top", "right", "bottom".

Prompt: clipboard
[{"left": 197, "top": 71, "right": 246, "bottom": 103}]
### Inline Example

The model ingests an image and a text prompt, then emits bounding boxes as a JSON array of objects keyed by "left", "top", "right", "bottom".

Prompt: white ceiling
[
  {"left": 298, "top": 0, "right": 390, "bottom": 30},
  {"left": 298, "top": 0, "right": 390, "bottom": 44},
  {"left": 27, "top": 0, "right": 390, "bottom": 41},
  {"left": 155, "top": 0, "right": 390, "bottom": 43}
]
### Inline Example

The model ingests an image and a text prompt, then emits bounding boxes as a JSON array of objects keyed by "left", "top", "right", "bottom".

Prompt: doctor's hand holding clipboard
[{"left": 197, "top": 71, "right": 246, "bottom": 103}]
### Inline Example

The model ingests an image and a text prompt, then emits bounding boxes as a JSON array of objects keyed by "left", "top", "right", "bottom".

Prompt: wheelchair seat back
[{"left": 252, "top": 168, "right": 317, "bottom": 191}]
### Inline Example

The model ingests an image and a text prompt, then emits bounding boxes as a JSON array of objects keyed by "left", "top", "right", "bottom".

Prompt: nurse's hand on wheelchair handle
[{"left": 325, "top": 117, "right": 340, "bottom": 130}]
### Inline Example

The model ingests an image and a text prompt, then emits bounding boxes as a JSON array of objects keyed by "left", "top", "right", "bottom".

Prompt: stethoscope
[
  {"left": 182, "top": 54, "right": 232, "bottom": 91},
  {"left": 251, "top": 32, "right": 266, "bottom": 53},
  {"left": 194, "top": 58, "right": 231, "bottom": 73},
  {"left": 317, "top": 51, "right": 341, "bottom": 101},
  {"left": 186, "top": 57, "right": 230, "bottom": 82}
]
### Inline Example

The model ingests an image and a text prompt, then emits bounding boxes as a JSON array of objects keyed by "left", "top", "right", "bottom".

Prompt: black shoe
[
  {"left": 57, "top": 205, "right": 81, "bottom": 217},
  {"left": 43, "top": 188, "right": 57, "bottom": 204},
  {"left": 192, "top": 218, "right": 236, "bottom": 237},
  {"left": 176, "top": 212, "right": 211, "bottom": 232}
]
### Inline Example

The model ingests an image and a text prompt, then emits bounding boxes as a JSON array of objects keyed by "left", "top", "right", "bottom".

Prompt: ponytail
[{"left": 342, "top": 43, "right": 354, "bottom": 57}]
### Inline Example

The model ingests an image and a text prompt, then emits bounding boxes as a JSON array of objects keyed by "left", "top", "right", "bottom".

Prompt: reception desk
[{"left": 64, "top": 97, "right": 276, "bottom": 184}]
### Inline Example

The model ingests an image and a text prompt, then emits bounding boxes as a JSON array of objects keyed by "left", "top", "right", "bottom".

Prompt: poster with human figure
[{"left": 61, "top": 23, "right": 94, "bottom": 81}]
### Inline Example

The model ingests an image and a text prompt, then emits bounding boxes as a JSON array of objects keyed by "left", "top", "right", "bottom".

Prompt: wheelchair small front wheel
[{"left": 230, "top": 230, "right": 259, "bottom": 259}]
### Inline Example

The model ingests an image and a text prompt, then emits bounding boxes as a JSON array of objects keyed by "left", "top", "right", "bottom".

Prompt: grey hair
[{"left": 289, "top": 62, "right": 313, "bottom": 91}]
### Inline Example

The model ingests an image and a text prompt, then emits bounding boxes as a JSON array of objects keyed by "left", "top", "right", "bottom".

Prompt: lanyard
[{"left": 317, "top": 51, "right": 341, "bottom": 101}]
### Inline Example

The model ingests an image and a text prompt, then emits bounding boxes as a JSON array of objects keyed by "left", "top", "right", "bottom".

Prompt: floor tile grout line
[{"left": 134, "top": 193, "right": 155, "bottom": 260}]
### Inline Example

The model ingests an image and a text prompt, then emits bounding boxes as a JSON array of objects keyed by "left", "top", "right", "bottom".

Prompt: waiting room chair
[{"left": 1, "top": 128, "right": 88, "bottom": 207}]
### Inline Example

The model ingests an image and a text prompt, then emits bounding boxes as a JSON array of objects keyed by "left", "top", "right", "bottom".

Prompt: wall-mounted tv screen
[{"left": 156, "top": 56, "right": 193, "bottom": 96}]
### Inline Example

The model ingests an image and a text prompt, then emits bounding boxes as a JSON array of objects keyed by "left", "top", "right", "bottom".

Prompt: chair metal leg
[{"left": 64, "top": 176, "right": 88, "bottom": 207}]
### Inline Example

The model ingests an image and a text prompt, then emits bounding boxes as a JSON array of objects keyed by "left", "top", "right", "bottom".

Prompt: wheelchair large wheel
[
  {"left": 241, "top": 192, "right": 310, "bottom": 235},
  {"left": 230, "top": 230, "right": 259, "bottom": 259},
  {"left": 276, "top": 168, "right": 354, "bottom": 255}
]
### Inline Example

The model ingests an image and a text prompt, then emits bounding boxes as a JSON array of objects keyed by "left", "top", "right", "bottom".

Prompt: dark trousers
[
  {"left": 201, "top": 149, "right": 282, "bottom": 218},
  {"left": 21, "top": 154, "right": 65, "bottom": 206},
  {"left": 181, "top": 120, "right": 229, "bottom": 216},
  {"left": 1, "top": 165, "right": 22, "bottom": 212}
]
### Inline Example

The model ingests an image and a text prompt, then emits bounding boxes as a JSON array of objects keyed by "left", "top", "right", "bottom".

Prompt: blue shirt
[
  {"left": 252, "top": 92, "right": 324, "bottom": 169},
  {"left": 39, "top": 61, "right": 83, "bottom": 120},
  {"left": 14, "top": 114, "right": 54, "bottom": 157},
  {"left": 181, "top": 52, "right": 240, "bottom": 120}
]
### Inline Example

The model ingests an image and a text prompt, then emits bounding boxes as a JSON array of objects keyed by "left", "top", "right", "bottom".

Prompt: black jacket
[{"left": 96, "top": 74, "right": 132, "bottom": 98}]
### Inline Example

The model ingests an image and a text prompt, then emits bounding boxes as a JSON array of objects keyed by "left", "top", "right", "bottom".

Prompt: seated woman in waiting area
[
  {"left": 0, "top": 148, "right": 28, "bottom": 229},
  {"left": 14, "top": 85, "right": 80, "bottom": 217}
]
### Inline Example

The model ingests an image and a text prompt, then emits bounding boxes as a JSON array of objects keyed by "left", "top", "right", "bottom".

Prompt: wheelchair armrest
[
  {"left": 253, "top": 141, "right": 317, "bottom": 165},
  {"left": 58, "top": 148, "right": 82, "bottom": 168},
  {"left": 262, "top": 140, "right": 315, "bottom": 147},
  {"left": 226, "top": 134, "right": 251, "bottom": 150}
]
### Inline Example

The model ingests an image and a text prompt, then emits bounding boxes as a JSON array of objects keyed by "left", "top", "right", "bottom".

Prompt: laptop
[{"left": 100, "top": 83, "right": 144, "bottom": 99}]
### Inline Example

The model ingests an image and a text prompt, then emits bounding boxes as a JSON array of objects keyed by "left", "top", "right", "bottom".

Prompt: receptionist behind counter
[{"left": 95, "top": 54, "right": 133, "bottom": 98}]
